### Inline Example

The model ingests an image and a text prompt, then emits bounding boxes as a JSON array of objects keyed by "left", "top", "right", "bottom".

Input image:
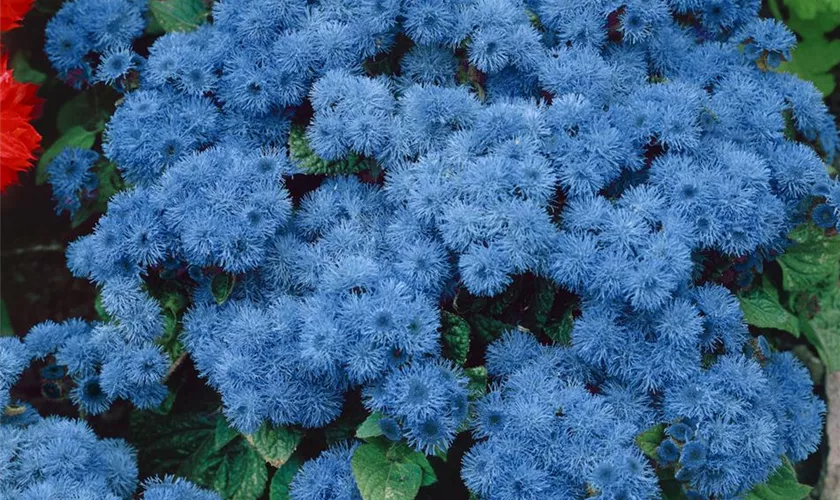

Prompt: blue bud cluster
[
  {"left": 0, "top": 414, "right": 219, "bottom": 500},
  {"left": 27, "top": 0, "right": 837, "bottom": 498},
  {"left": 45, "top": 0, "right": 147, "bottom": 88},
  {"left": 289, "top": 442, "right": 361, "bottom": 500},
  {"left": 46, "top": 147, "right": 100, "bottom": 217}
]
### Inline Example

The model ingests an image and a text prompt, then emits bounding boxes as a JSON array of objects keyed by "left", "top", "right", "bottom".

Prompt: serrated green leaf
[
  {"left": 215, "top": 416, "right": 240, "bottom": 452},
  {"left": 441, "top": 312, "right": 470, "bottom": 365},
  {"left": 129, "top": 411, "right": 218, "bottom": 477},
  {"left": 288, "top": 125, "right": 372, "bottom": 175},
  {"left": 324, "top": 414, "right": 366, "bottom": 446},
  {"left": 10, "top": 52, "right": 46, "bottom": 85},
  {"left": 739, "top": 284, "right": 801, "bottom": 337},
  {"left": 404, "top": 452, "right": 437, "bottom": 487},
  {"left": 545, "top": 309, "right": 574, "bottom": 345},
  {"left": 468, "top": 315, "right": 512, "bottom": 343},
  {"left": 36, "top": 128, "right": 98, "bottom": 184},
  {"left": 226, "top": 442, "right": 269, "bottom": 500},
  {"left": 802, "top": 286, "right": 840, "bottom": 371},
  {"left": 357, "top": 411, "right": 385, "bottom": 440},
  {"left": 269, "top": 455, "right": 302, "bottom": 500},
  {"left": 464, "top": 366, "right": 488, "bottom": 401},
  {"left": 135, "top": 412, "right": 268, "bottom": 500},
  {"left": 246, "top": 423, "right": 302, "bottom": 468},
  {"left": 212, "top": 273, "right": 236, "bottom": 305},
  {"left": 148, "top": 0, "right": 209, "bottom": 33},
  {"left": 778, "top": 226, "right": 840, "bottom": 293},
  {"left": 742, "top": 458, "right": 811, "bottom": 500},
  {"left": 635, "top": 424, "right": 665, "bottom": 459},
  {"left": 351, "top": 442, "right": 423, "bottom": 500}
]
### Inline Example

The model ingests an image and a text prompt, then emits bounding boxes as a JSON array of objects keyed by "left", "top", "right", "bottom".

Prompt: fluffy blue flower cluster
[
  {"left": 180, "top": 176, "right": 460, "bottom": 436},
  {"left": 289, "top": 442, "right": 360, "bottom": 500},
  {"left": 45, "top": 0, "right": 147, "bottom": 88},
  {"left": 46, "top": 147, "right": 100, "bottom": 217},
  {"left": 28, "top": 0, "right": 837, "bottom": 497},
  {"left": 657, "top": 348, "right": 825, "bottom": 497},
  {"left": 364, "top": 361, "right": 469, "bottom": 454},
  {"left": 465, "top": 331, "right": 658, "bottom": 499},
  {"left": 0, "top": 414, "right": 219, "bottom": 500},
  {"left": 19, "top": 312, "right": 169, "bottom": 413},
  {"left": 467, "top": 331, "right": 824, "bottom": 498}
]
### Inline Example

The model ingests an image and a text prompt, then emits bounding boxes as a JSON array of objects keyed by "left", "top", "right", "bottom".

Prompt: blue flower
[
  {"left": 680, "top": 441, "right": 708, "bottom": 469},
  {"left": 290, "top": 443, "right": 361, "bottom": 500},
  {"left": 657, "top": 439, "right": 679, "bottom": 464}
]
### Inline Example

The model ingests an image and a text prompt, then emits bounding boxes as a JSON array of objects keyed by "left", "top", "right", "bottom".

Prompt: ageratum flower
[{"left": 23, "top": 0, "right": 835, "bottom": 498}]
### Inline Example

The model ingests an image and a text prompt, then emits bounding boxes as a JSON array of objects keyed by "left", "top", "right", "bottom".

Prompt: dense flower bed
[{"left": 3, "top": 0, "right": 839, "bottom": 499}]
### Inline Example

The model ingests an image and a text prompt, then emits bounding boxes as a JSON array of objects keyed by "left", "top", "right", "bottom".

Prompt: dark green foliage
[
  {"left": 441, "top": 312, "right": 471, "bottom": 365},
  {"left": 635, "top": 424, "right": 666, "bottom": 460},
  {"left": 288, "top": 126, "right": 377, "bottom": 175}
]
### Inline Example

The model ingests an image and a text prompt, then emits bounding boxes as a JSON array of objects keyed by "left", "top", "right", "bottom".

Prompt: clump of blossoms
[
  {"left": 14, "top": 0, "right": 839, "bottom": 498},
  {"left": 0, "top": 420, "right": 220, "bottom": 499},
  {"left": 45, "top": 0, "right": 146, "bottom": 88}
]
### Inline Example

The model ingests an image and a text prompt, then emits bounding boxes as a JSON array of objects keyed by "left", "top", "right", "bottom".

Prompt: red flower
[
  {"left": 1, "top": 51, "right": 42, "bottom": 192},
  {"left": 0, "top": 0, "right": 34, "bottom": 32}
]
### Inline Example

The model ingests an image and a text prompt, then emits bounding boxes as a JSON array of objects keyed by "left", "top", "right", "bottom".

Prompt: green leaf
[
  {"left": 786, "top": 39, "right": 840, "bottom": 74},
  {"left": 802, "top": 286, "right": 840, "bottom": 372},
  {"left": 468, "top": 315, "right": 512, "bottom": 343},
  {"left": 130, "top": 410, "right": 268, "bottom": 499},
  {"left": 148, "top": 0, "right": 209, "bottom": 33},
  {"left": 288, "top": 126, "right": 373, "bottom": 175},
  {"left": 778, "top": 226, "right": 840, "bottom": 293},
  {"left": 94, "top": 293, "right": 111, "bottom": 322},
  {"left": 742, "top": 458, "right": 811, "bottom": 500},
  {"left": 269, "top": 455, "right": 302, "bottom": 500},
  {"left": 356, "top": 411, "right": 385, "bottom": 440},
  {"left": 464, "top": 366, "right": 488, "bottom": 401},
  {"left": 158, "top": 308, "right": 184, "bottom": 362},
  {"left": 212, "top": 273, "right": 236, "bottom": 305},
  {"left": 1, "top": 300, "right": 13, "bottom": 337},
  {"left": 215, "top": 416, "right": 240, "bottom": 452},
  {"left": 545, "top": 309, "right": 574, "bottom": 345},
  {"left": 245, "top": 423, "right": 302, "bottom": 468},
  {"left": 129, "top": 411, "right": 218, "bottom": 477},
  {"left": 403, "top": 452, "right": 437, "bottom": 487},
  {"left": 149, "top": 391, "right": 177, "bottom": 416},
  {"left": 351, "top": 442, "right": 424, "bottom": 500},
  {"left": 10, "top": 52, "right": 46, "bottom": 85},
  {"left": 441, "top": 312, "right": 470, "bottom": 365},
  {"left": 635, "top": 424, "right": 665, "bottom": 459},
  {"left": 531, "top": 278, "right": 556, "bottom": 328},
  {"left": 225, "top": 443, "right": 269, "bottom": 500},
  {"left": 739, "top": 283, "right": 801, "bottom": 337},
  {"left": 36, "top": 127, "right": 98, "bottom": 184},
  {"left": 56, "top": 91, "right": 109, "bottom": 134}
]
